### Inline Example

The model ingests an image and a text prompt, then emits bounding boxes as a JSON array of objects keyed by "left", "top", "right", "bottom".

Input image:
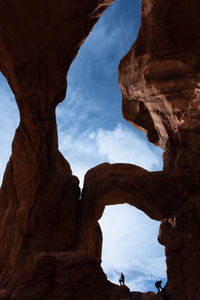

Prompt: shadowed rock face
[
  {"left": 118, "top": 0, "right": 200, "bottom": 299},
  {"left": 0, "top": 0, "right": 199, "bottom": 299},
  {"left": 0, "top": 0, "right": 131, "bottom": 299},
  {"left": 118, "top": 0, "right": 200, "bottom": 172},
  {"left": 78, "top": 163, "right": 186, "bottom": 257}
]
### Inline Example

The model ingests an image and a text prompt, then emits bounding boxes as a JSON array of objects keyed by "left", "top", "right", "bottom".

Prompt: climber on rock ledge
[
  {"left": 119, "top": 272, "right": 125, "bottom": 285},
  {"left": 155, "top": 280, "right": 163, "bottom": 293}
]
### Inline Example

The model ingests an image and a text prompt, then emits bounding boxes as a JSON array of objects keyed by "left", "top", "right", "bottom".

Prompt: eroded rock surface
[
  {"left": 118, "top": 0, "right": 200, "bottom": 172},
  {"left": 78, "top": 162, "right": 187, "bottom": 257},
  {"left": 0, "top": 0, "right": 130, "bottom": 299},
  {"left": 0, "top": 0, "right": 199, "bottom": 299},
  {"left": 118, "top": 0, "right": 200, "bottom": 299}
]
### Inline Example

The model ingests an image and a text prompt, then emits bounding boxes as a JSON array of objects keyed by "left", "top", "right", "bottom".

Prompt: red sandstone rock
[
  {"left": 118, "top": 0, "right": 200, "bottom": 172},
  {"left": 0, "top": 0, "right": 199, "bottom": 299},
  {"left": 118, "top": 0, "right": 200, "bottom": 299},
  {"left": 130, "top": 291, "right": 160, "bottom": 300},
  {"left": 7, "top": 252, "right": 130, "bottom": 300},
  {"left": 0, "top": 0, "right": 128, "bottom": 299},
  {"left": 78, "top": 163, "right": 186, "bottom": 256}
]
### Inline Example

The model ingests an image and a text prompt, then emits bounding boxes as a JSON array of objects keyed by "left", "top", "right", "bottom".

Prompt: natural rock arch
[
  {"left": 0, "top": 0, "right": 199, "bottom": 299},
  {"left": 77, "top": 162, "right": 185, "bottom": 258}
]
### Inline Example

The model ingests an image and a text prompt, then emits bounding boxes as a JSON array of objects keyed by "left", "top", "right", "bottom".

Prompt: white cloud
[
  {"left": 58, "top": 129, "right": 102, "bottom": 186},
  {"left": 58, "top": 123, "right": 162, "bottom": 186},
  {"left": 95, "top": 124, "right": 161, "bottom": 170}
]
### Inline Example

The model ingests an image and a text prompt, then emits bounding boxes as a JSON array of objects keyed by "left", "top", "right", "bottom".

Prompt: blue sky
[{"left": 0, "top": 0, "right": 166, "bottom": 293}]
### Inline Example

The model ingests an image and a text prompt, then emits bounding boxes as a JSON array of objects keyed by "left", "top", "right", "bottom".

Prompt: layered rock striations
[
  {"left": 118, "top": 0, "right": 200, "bottom": 299},
  {"left": 0, "top": 0, "right": 199, "bottom": 299}
]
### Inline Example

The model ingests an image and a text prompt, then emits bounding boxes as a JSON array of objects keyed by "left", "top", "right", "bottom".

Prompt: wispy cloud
[
  {"left": 69, "top": 0, "right": 141, "bottom": 80},
  {"left": 94, "top": 124, "right": 162, "bottom": 171},
  {"left": 58, "top": 123, "right": 162, "bottom": 186}
]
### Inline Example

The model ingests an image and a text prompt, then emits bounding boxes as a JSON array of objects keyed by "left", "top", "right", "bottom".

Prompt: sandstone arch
[
  {"left": 0, "top": 0, "right": 199, "bottom": 299},
  {"left": 78, "top": 162, "right": 186, "bottom": 258}
]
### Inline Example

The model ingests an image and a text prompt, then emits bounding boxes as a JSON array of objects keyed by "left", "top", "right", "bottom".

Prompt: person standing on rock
[
  {"left": 119, "top": 272, "right": 125, "bottom": 285},
  {"left": 155, "top": 280, "right": 163, "bottom": 293}
]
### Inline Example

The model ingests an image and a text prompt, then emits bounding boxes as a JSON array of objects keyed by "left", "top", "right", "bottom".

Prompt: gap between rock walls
[{"left": 0, "top": 0, "right": 199, "bottom": 299}]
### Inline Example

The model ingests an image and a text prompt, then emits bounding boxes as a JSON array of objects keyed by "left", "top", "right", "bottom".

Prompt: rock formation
[
  {"left": 0, "top": 0, "right": 199, "bottom": 299},
  {"left": 118, "top": 0, "right": 200, "bottom": 299},
  {"left": 0, "top": 0, "right": 129, "bottom": 299}
]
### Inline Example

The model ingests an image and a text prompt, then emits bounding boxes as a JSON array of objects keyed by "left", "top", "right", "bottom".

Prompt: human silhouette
[
  {"left": 155, "top": 280, "right": 163, "bottom": 293},
  {"left": 119, "top": 272, "right": 125, "bottom": 285}
]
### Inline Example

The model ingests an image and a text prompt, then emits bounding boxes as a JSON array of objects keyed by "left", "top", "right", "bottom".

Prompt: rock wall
[
  {"left": 0, "top": 0, "right": 130, "bottom": 299},
  {"left": 118, "top": 0, "right": 200, "bottom": 299},
  {"left": 0, "top": 0, "right": 199, "bottom": 299}
]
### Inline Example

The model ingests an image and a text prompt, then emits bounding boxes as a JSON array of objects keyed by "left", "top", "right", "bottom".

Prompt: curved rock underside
[{"left": 0, "top": 0, "right": 199, "bottom": 299}]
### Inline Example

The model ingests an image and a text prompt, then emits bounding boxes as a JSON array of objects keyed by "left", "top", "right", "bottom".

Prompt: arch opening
[{"left": 99, "top": 204, "right": 167, "bottom": 293}]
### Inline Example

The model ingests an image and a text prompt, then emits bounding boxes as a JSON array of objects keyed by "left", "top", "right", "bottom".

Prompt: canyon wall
[
  {"left": 0, "top": 1, "right": 130, "bottom": 299},
  {"left": 0, "top": 0, "right": 199, "bottom": 299},
  {"left": 118, "top": 0, "right": 200, "bottom": 299}
]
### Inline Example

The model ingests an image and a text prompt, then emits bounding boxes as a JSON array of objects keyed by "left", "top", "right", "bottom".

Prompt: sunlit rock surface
[
  {"left": 118, "top": 0, "right": 200, "bottom": 299},
  {"left": 0, "top": 0, "right": 199, "bottom": 299},
  {"left": 119, "top": 0, "right": 200, "bottom": 172}
]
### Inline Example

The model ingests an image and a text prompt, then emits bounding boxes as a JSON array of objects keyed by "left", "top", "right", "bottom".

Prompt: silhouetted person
[
  {"left": 155, "top": 280, "right": 163, "bottom": 293},
  {"left": 119, "top": 272, "right": 125, "bottom": 285}
]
